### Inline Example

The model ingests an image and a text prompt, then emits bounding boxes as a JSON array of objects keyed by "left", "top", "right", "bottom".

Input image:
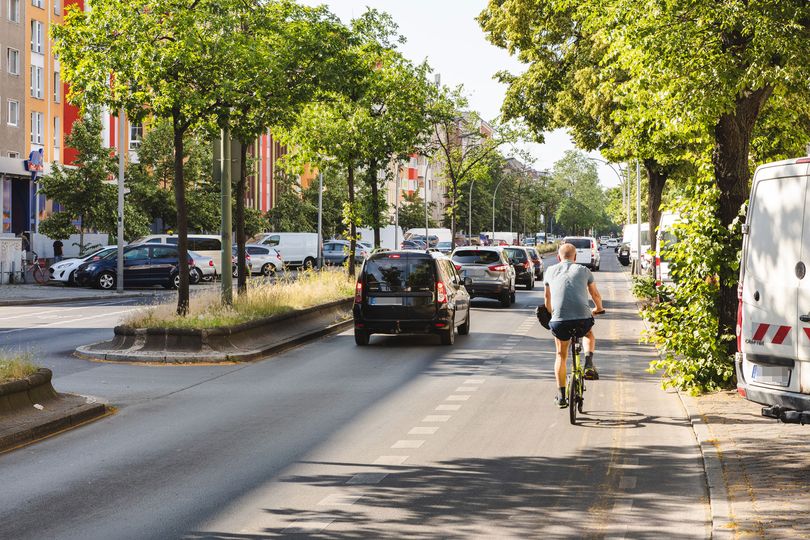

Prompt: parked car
[
  {"left": 252, "top": 232, "right": 318, "bottom": 268},
  {"left": 75, "top": 244, "right": 191, "bottom": 290},
  {"left": 133, "top": 234, "right": 225, "bottom": 275},
  {"left": 400, "top": 239, "right": 426, "bottom": 250},
  {"left": 599, "top": 236, "right": 609, "bottom": 246},
  {"left": 617, "top": 243, "right": 631, "bottom": 266},
  {"left": 450, "top": 246, "right": 516, "bottom": 307},
  {"left": 323, "top": 240, "right": 369, "bottom": 266},
  {"left": 246, "top": 244, "right": 283, "bottom": 276},
  {"left": 606, "top": 238, "right": 619, "bottom": 250},
  {"left": 231, "top": 246, "right": 253, "bottom": 277},
  {"left": 562, "top": 236, "right": 601, "bottom": 270},
  {"left": 736, "top": 156, "right": 810, "bottom": 421},
  {"left": 353, "top": 250, "right": 471, "bottom": 346},
  {"left": 188, "top": 250, "right": 216, "bottom": 284},
  {"left": 526, "top": 247, "right": 545, "bottom": 281},
  {"left": 49, "top": 246, "right": 116, "bottom": 285},
  {"left": 503, "top": 246, "right": 535, "bottom": 289},
  {"left": 436, "top": 241, "right": 453, "bottom": 254}
]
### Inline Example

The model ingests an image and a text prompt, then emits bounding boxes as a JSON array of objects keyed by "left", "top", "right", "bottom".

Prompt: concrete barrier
[
  {"left": 76, "top": 298, "right": 353, "bottom": 363},
  {"left": 0, "top": 368, "right": 58, "bottom": 414}
]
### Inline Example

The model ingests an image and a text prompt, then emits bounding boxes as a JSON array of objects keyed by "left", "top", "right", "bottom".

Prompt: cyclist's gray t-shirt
[{"left": 544, "top": 260, "right": 594, "bottom": 322}]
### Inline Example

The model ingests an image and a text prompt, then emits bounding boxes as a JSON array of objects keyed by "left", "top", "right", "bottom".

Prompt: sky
[{"left": 299, "top": 0, "right": 621, "bottom": 189}]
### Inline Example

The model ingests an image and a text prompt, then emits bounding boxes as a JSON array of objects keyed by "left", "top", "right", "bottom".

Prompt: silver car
[
  {"left": 246, "top": 244, "right": 283, "bottom": 276},
  {"left": 188, "top": 250, "right": 216, "bottom": 284},
  {"left": 450, "top": 247, "right": 516, "bottom": 308}
]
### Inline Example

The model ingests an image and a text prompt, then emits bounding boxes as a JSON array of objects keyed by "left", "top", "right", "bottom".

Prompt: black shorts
[{"left": 549, "top": 318, "right": 594, "bottom": 341}]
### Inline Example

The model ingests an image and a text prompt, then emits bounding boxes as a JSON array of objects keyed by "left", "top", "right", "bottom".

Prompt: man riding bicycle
[{"left": 544, "top": 243, "right": 604, "bottom": 408}]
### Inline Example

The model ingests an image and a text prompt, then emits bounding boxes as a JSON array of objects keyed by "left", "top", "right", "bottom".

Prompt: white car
[
  {"left": 606, "top": 238, "right": 618, "bottom": 250},
  {"left": 188, "top": 250, "right": 216, "bottom": 284},
  {"left": 49, "top": 246, "right": 117, "bottom": 285},
  {"left": 246, "top": 244, "right": 283, "bottom": 276},
  {"left": 562, "top": 236, "right": 601, "bottom": 271}
]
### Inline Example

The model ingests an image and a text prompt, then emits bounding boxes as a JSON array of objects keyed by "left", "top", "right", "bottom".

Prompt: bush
[
  {"left": 0, "top": 352, "right": 37, "bottom": 383},
  {"left": 640, "top": 179, "right": 736, "bottom": 394},
  {"left": 631, "top": 275, "right": 657, "bottom": 302}
]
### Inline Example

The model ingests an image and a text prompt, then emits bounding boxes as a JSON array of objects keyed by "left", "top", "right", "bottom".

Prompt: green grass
[
  {"left": 0, "top": 352, "right": 38, "bottom": 383},
  {"left": 125, "top": 268, "right": 355, "bottom": 330}
]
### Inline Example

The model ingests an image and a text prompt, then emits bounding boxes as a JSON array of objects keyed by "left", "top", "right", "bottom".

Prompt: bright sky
[{"left": 300, "top": 0, "right": 621, "bottom": 188}]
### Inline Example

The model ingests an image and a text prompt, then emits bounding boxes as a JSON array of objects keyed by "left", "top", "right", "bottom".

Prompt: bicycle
[
  {"left": 21, "top": 252, "right": 48, "bottom": 284},
  {"left": 567, "top": 309, "right": 605, "bottom": 425}
]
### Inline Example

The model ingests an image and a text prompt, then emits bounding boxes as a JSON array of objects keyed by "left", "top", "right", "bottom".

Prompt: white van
[
  {"left": 655, "top": 212, "right": 682, "bottom": 285},
  {"left": 252, "top": 232, "right": 318, "bottom": 267},
  {"left": 134, "top": 234, "right": 224, "bottom": 275},
  {"left": 562, "top": 236, "right": 600, "bottom": 270},
  {"left": 623, "top": 222, "right": 651, "bottom": 270},
  {"left": 358, "top": 225, "right": 403, "bottom": 251},
  {"left": 737, "top": 156, "right": 810, "bottom": 420}
]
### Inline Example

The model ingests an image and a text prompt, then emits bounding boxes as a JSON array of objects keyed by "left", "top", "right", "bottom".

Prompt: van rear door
[
  {"left": 797, "top": 172, "right": 810, "bottom": 394},
  {"left": 363, "top": 254, "right": 436, "bottom": 321},
  {"left": 742, "top": 169, "right": 806, "bottom": 391}
]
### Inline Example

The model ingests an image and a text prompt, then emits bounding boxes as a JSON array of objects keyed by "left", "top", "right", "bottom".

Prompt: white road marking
[
  {"left": 446, "top": 395, "right": 470, "bottom": 401},
  {"left": 346, "top": 472, "right": 388, "bottom": 485},
  {"left": 455, "top": 386, "right": 478, "bottom": 392},
  {"left": 435, "top": 404, "right": 461, "bottom": 411},
  {"left": 373, "top": 455, "right": 408, "bottom": 465},
  {"left": 408, "top": 426, "right": 438, "bottom": 435},
  {"left": 464, "top": 379, "right": 485, "bottom": 384},
  {"left": 391, "top": 440, "right": 424, "bottom": 449},
  {"left": 619, "top": 476, "right": 637, "bottom": 489},
  {"left": 0, "top": 308, "right": 136, "bottom": 334},
  {"left": 422, "top": 415, "right": 451, "bottom": 422},
  {"left": 283, "top": 517, "right": 335, "bottom": 533},
  {"left": 317, "top": 494, "right": 362, "bottom": 506}
]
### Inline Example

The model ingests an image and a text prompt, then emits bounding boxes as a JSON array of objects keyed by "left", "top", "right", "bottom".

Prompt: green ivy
[{"left": 631, "top": 275, "right": 657, "bottom": 302}]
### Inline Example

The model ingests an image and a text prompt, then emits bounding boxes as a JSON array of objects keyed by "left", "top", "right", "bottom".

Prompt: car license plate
[
  {"left": 752, "top": 364, "right": 791, "bottom": 387},
  {"left": 370, "top": 297, "right": 402, "bottom": 306}
]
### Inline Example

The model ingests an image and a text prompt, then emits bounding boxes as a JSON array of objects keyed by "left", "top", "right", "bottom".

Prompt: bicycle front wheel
[
  {"left": 33, "top": 265, "right": 47, "bottom": 284},
  {"left": 568, "top": 372, "right": 578, "bottom": 425}
]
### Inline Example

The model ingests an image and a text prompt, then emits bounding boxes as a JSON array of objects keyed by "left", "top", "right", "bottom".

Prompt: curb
[{"left": 0, "top": 291, "right": 155, "bottom": 306}]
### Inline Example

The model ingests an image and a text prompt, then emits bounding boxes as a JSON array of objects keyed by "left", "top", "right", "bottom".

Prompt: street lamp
[
  {"left": 317, "top": 172, "right": 323, "bottom": 268},
  {"left": 468, "top": 178, "right": 475, "bottom": 242},
  {"left": 492, "top": 176, "right": 505, "bottom": 241}
]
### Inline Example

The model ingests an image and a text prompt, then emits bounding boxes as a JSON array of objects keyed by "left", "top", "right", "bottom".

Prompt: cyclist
[{"left": 544, "top": 243, "right": 604, "bottom": 408}]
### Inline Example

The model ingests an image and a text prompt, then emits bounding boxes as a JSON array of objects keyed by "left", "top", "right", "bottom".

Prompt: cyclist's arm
[
  {"left": 544, "top": 284, "right": 552, "bottom": 315},
  {"left": 587, "top": 282, "right": 604, "bottom": 313}
]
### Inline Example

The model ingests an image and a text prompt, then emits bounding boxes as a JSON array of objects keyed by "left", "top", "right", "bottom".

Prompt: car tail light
[
  {"left": 523, "top": 261, "right": 531, "bottom": 270},
  {"left": 736, "top": 281, "right": 744, "bottom": 353},
  {"left": 188, "top": 258, "right": 194, "bottom": 266},
  {"left": 436, "top": 281, "right": 448, "bottom": 304},
  {"left": 209, "top": 260, "right": 214, "bottom": 267},
  {"left": 454, "top": 264, "right": 462, "bottom": 271},
  {"left": 354, "top": 280, "right": 363, "bottom": 304},
  {"left": 488, "top": 264, "right": 508, "bottom": 272}
]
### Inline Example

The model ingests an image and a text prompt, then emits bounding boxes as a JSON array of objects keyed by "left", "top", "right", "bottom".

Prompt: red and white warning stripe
[{"left": 751, "top": 323, "right": 792, "bottom": 345}]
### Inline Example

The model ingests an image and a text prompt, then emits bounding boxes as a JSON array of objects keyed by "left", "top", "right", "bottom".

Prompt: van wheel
[
  {"left": 354, "top": 329, "right": 369, "bottom": 346},
  {"left": 500, "top": 291, "right": 511, "bottom": 308},
  {"left": 440, "top": 318, "right": 455, "bottom": 345},
  {"left": 458, "top": 308, "right": 471, "bottom": 336},
  {"left": 303, "top": 257, "right": 316, "bottom": 269}
]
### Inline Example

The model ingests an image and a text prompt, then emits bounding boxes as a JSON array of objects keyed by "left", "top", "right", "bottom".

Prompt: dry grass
[
  {"left": 0, "top": 351, "right": 38, "bottom": 383},
  {"left": 124, "top": 269, "right": 355, "bottom": 330}
]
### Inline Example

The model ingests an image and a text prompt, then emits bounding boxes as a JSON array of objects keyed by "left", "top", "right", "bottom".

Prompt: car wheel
[
  {"left": 500, "top": 290, "right": 511, "bottom": 308},
  {"left": 96, "top": 271, "right": 115, "bottom": 290},
  {"left": 510, "top": 291, "right": 516, "bottom": 303},
  {"left": 440, "top": 316, "right": 455, "bottom": 345},
  {"left": 538, "top": 272, "right": 544, "bottom": 281},
  {"left": 232, "top": 265, "right": 239, "bottom": 278},
  {"left": 261, "top": 263, "right": 275, "bottom": 276},
  {"left": 354, "top": 329, "right": 369, "bottom": 346},
  {"left": 67, "top": 270, "right": 77, "bottom": 286},
  {"left": 594, "top": 263, "right": 600, "bottom": 272},
  {"left": 458, "top": 307, "right": 471, "bottom": 336},
  {"left": 190, "top": 268, "right": 202, "bottom": 285},
  {"left": 526, "top": 277, "right": 534, "bottom": 290},
  {"left": 173, "top": 273, "right": 180, "bottom": 289}
]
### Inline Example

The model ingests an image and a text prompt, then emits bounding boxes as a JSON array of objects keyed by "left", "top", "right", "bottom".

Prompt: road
[{"left": 0, "top": 251, "right": 710, "bottom": 539}]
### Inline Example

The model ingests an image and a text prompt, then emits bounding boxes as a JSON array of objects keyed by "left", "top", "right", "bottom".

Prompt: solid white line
[
  {"left": 373, "top": 455, "right": 408, "bottom": 465},
  {"left": 435, "top": 404, "right": 461, "bottom": 411},
  {"left": 0, "top": 300, "right": 133, "bottom": 322},
  {"left": 346, "top": 472, "right": 388, "bottom": 485},
  {"left": 317, "top": 494, "right": 362, "bottom": 506},
  {"left": 391, "top": 440, "right": 424, "bottom": 449},
  {"left": 0, "top": 308, "right": 136, "bottom": 334},
  {"left": 408, "top": 426, "right": 438, "bottom": 435},
  {"left": 446, "top": 395, "right": 470, "bottom": 401},
  {"left": 422, "top": 415, "right": 451, "bottom": 422}
]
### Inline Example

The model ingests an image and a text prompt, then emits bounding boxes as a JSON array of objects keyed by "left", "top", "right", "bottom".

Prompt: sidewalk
[{"left": 681, "top": 390, "right": 810, "bottom": 539}]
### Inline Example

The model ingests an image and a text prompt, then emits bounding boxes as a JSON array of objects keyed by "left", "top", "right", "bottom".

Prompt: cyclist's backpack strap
[{"left": 535, "top": 305, "right": 551, "bottom": 330}]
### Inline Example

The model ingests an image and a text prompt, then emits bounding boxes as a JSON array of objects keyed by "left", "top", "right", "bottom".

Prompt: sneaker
[
  {"left": 555, "top": 394, "right": 568, "bottom": 408},
  {"left": 584, "top": 366, "right": 600, "bottom": 380}
]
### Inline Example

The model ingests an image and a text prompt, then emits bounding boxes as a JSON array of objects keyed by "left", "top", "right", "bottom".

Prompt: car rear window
[
  {"left": 365, "top": 257, "right": 435, "bottom": 292},
  {"left": 452, "top": 250, "right": 500, "bottom": 264},
  {"left": 504, "top": 247, "right": 527, "bottom": 261},
  {"left": 566, "top": 238, "right": 592, "bottom": 249}
]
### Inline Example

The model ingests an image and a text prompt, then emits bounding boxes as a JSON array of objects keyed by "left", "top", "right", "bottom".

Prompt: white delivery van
[
  {"left": 134, "top": 234, "right": 224, "bottom": 275},
  {"left": 562, "top": 236, "right": 600, "bottom": 270},
  {"left": 623, "top": 222, "right": 651, "bottom": 269},
  {"left": 358, "top": 225, "right": 404, "bottom": 251},
  {"left": 736, "top": 156, "right": 810, "bottom": 422},
  {"left": 253, "top": 232, "right": 318, "bottom": 267},
  {"left": 655, "top": 212, "right": 682, "bottom": 286}
]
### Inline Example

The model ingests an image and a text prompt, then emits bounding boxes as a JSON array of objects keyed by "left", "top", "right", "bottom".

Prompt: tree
[
  {"left": 397, "top": 192, "right": 436, "bottom": 232},
  {"left": 548, "top": 151, "right": 606, "bottom": 235}
]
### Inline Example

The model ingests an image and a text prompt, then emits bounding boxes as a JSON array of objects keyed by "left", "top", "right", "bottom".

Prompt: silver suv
[{"left": 451, "top": 247, "right": 516, "bottom": 308}]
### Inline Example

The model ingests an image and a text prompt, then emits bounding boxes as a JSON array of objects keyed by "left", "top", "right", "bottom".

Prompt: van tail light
[
  {"left": 488, "top": 264, "right": 508, "bottom": 272},
  {"left": 354, "top": 280, "right": 363, "bottom": 304},
  {"left": 736, "top": 281, "right": 744, "bottom": 353},
  {"left": 655, "top": 256, "right": 662, "bottom": 287},
  {"left": 437, "top": 282, "right": 448, "bottom": 304}
]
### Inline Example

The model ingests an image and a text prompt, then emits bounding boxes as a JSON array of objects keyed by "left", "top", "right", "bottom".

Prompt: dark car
[
  {"left": 450, "top": 247, "right": 516, "bottom": 307},
  {"left": 503, "top": 246, "right": 535, "bottom": 290},
  {"left": 526, "top": 247, "right": 544, "bottom": 281},
  {"left": 75, "top": 244, "right": 189, "bottom": 290},
  {"left": 618, "top": 243, "right": 631, "bottom": 266},
  {"left": 352, "top": 251, "right": 471, "bottom": 346},
  {"left": 400, "top": 239, "right": 426, "bottom": 250},
  {"left": 323, "top": 240, "right": 369, "bottom": 266}
]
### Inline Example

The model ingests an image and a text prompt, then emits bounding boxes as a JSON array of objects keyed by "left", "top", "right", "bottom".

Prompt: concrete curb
[
  {"left": 0, "top": 291, "right": 155, "bottom": 306},
  {"left": 0, "top": 398, "right": 109, "bottom": 453}
]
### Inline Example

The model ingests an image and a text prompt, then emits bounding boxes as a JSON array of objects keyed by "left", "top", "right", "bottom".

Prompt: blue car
[{"left": 75, "top": 244, "right": 188, "bottom": 290}]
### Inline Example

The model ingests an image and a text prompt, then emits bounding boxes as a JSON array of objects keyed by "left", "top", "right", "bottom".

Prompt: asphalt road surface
[{"left": 0, "top": 250, "right": 710, "bottom": 539}]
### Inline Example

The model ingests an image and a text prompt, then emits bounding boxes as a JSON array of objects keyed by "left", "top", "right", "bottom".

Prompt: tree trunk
[
  {"left": 644, "top": 158, "right": 669, "bottom": 254},
  {"left": 368, "top": 162, "right": 381, "bottom": 249},
  {"left": 78, "top": 214, "right": 84, "bottom": 254},
  {"left": 347, "top": 164, "right": 357, "bottom": 278},
  {"left": 236, "top": 140, "right": 248, "bottom": 296},
  {"left": 172, "top": 111, "right": 190, "bottom": 316},
  {"left": 449, "top": 179, "right": 457, "bottom": 249},
  {"left": 712, "top": 87, "right": 772, "bottom": 355}
]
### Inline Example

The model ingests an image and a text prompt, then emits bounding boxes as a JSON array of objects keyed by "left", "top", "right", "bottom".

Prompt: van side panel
[{"left": 799, "top": 178, "right": 810, "bottom": 394}]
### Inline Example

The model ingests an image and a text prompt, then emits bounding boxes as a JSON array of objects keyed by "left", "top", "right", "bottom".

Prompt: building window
[
  {"left": 30, "top": 65, "right": 43, "bottom": 98},
  {"left": 30, "top": 112, "right": 43, "bottom": 144},
  {"left": 32, "top": 0, "right": 43, "bottom": 8},
  {"left": 8, "top": 0, "right": 20, "bottom": 22},
  {"left": 8, "top": 100, "right": 18, "bottom": 126},
  {"left": 129, "top": 122, "right": 143, "bottom": 150},
  {"left": 53, "top": 0, "right": 60, "bottom": 14},
  {"left": 7, "top": 48, "right": 20, "bottom": 75},
  {"left": 54, "top": 117, "right": 60, "bottom": 148},
  {"left": 53, "top": 70, "right": 60, "bottom": 102},
  {"left": 8, "top": 151, "right": 20, "bottom": 158},
  {"left": 31, "top": 20, "right": 43, "bottom": 53}
]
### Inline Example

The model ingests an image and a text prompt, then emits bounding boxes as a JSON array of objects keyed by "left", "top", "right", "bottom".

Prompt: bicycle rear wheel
[{"left": 568, "top": 372, "right": 578, "bottom": 425}]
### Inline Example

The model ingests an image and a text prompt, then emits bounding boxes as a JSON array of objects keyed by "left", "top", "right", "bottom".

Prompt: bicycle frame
[{"left": 568, "top": 334, "right": 586, "bottom": 424}]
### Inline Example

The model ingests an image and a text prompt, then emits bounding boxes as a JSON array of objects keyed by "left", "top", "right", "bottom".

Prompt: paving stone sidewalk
[{"left": 684, "top": 390, "right": 810, "bottom": 539}]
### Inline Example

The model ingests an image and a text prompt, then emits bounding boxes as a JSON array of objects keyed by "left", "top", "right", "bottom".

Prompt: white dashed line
[
  {"left": 391, "top": 439, "right": 424, "bottom": 449},
  {"left": 446, "top": 395, "right": 471, "bottom": 401},
  {"left": 283, "top": 517, "right": 335, "bottom": 534},
  {"left": 619, "top": 477, "right": 637, "bottom": 489},
  {"left": 346, "top": 472, "right": 388, "bottom": 485},
  {"left": 374, "top": 455, "right": 408, "bottom": 465},
  {"left": 422, "top": 415, "right": 451, "bottom": 422},
  {"left": 465, "top": 379, "right": 485, "bottom": 384},
  {"left": 455, "top": 386, "right": 478, "bottom": 392},
  {"left": 435, "top": 404, "right": 461, "bottom": 411},
  {"left": 408, "top": 426, "right": 438, "bottom": 435},
  {"left": 317, "top": 494, "right": 362, "bottom": 506}
]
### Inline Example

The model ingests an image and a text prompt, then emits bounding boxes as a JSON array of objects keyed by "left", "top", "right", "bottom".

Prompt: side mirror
[{"left": 464, "top": 277, "right": 473, "bottom": 287}]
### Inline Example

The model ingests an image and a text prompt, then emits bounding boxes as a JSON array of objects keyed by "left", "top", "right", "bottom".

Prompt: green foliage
[
  {"left": 549, "top": 151, "right": 610, "bottom": 235},
  {"left": 267, "top": 172, "right": 316, "bottom": 233},
  {"left": 398, "top": 191, "right": 437, "bottom": 231},
  {"left": 641, "top": 178, "right": 735, "bottom": 393},
  {"left": 631, "top": 275, "right": 657, "bottom": 302},
  {"left": 38, "top": 212, "right": 77, "bottom": 243}
]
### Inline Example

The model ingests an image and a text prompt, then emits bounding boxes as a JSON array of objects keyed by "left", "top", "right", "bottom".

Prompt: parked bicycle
[{"left": 20, "top": 251, "right": 48, "bottom": 284}]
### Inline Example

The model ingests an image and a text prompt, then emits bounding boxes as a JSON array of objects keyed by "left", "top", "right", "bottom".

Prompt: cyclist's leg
[
  {"left": 554, "top": 336, "right": 569, "bottom": 389},
  {"left": 582, "top": 325, "right": 599, "bottom": 379}
]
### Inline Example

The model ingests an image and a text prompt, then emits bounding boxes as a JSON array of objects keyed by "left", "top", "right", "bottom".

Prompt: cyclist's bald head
[{"left": 559, "top": 243, "right": 577, "bottom": 260}]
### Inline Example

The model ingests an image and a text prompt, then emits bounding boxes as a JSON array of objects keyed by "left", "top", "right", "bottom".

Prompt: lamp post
[
  {"left": 636, "top": 159, "right": 642, "bottom": 275},
  {"left": 317, "top": 172, "right": 323, "bottom": 268},
  {"left": 468, "top": 178, "right": 475, "bottom": 242},
  {"left": 116, "top": 109, "right": 126, "bottom": 294},
  {"left": 423, "top": 159, "right": 431, "bottom": 242},
  {"left": 492, "top": 176, "right": 505, "bottom": 241},
  {"left": 394, "top": 162, "right": 402, "bottom": 248}
]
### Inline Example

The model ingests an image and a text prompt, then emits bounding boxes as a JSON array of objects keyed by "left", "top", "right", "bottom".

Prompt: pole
[
  {"left": 317, "top": 172, "right": 323, "bottom": 268},
  {"left": 423, "top": 160, "right": 430, "bottom": 244},
  {"left": 492, "top": 177, "right": 504, "bottom": 243},
  {"left": 394, "top": 164, "right": 401, "bottom": 248},
  {"left": 116, "top": 109, "right": 125, "bottom": 294},
  {"left": 468, "top": 179, "right": 475, "bottom": 242},
  {"left": 221, "top": 127, "right": 233, "bottom": 305},
  {"left": 636, "top": 159, "right": 642, "bottom": 275},
  {"left": 509, "top": 201, "right": 513, "bottom": 240}
]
